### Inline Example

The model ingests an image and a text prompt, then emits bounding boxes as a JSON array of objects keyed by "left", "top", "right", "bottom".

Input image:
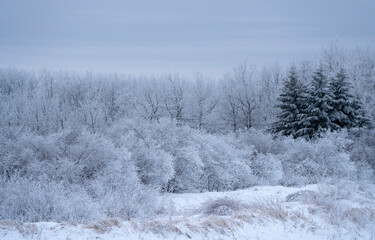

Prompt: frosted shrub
[
  {"left": 235, "top": 129, "right": 292, "bottom": 155},
  {"left": 236, "top": 129, "right": 361, "bottom": 186},
  {"left": 0, "top": 132, "right": 59, "bottom": 180},
  {"left": 112, "top": 126, "right": 175, "bottom": 191},
  {"left": 107, "top": 118, "right": 256, "bottom": 192},
  {"left": 1, "top": 129, "right": 126, "bottom": 184},
  {"left": 348, "top": 128, "right": 375, "bottom": 181},
  {"left": 196, "top": 133, "right": 256, "bottom": 191},
  {"left": 169, "top": 144, "right": 205, "bottom": 192},
  {"left": 161, "top": 119, "right": 255, "bottom": 191},
  {"left": 250, "top": 153, "right": 283, "bottom": 185},
  {"left": 93, "top": 175, "right": 158, "bottom": 220},
  {"left": 0, "top": 177, "right": 101, "bottom": 223},
  {"left": 281, "top": 135, "right": 356, "bottom": 186},
  {"left": 0, "top": 128, "right": 158, "bottom": 222}
]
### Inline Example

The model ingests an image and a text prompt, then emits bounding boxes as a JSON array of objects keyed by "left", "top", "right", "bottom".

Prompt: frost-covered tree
[
  {"left": 256, "top": 63, "right": 282, "bottom": 129},
  {"left": 270, "top": 66, "right": 310, "bottom": 139},
  {"left": 329, "top": 68, "right": 370, "bottom": 129},
  {"left": 188, "top": 74, "right": 218, "bottom": 129},
  {"left": 162, "top": 74, "right": 185, "bottom": 122},
  {"left": 220, "top": 63, "right": 260, "bottom": 131},
  {"left": 348, "top": 48, "right": 375, "bottom": 126},
  {"left": 130, "top": 77, "right": 162, "bottom": 121},
  {"left": 220, "top": 75, "right": 241, "bottom": 132},
  {"left": 351, "top": 95, "right": 372, "bottom": 128},
  {"left": 305, "top": 65, "right": 337, "bottom": 138},
  {"left": 322, "top": 42, "right": 347, "bottom": 75},
  {"left": 235, "top": 63, "right": 259, "bottom": 130}
]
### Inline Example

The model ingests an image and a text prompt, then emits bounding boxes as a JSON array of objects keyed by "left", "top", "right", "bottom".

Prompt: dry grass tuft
[
  {"left": 87, "top": 218, "right": 121, "bottom": 234},
  {"left": 140, "top": 219, "right": 184, "bottom": 236},
  {"left": 343, "top": 207, "right": 375, "bottom": 226},
  {"left": 201, "top": 216, "right": 234, "bottom": 235},
  {"left": 184, "top": 222, "right": 201, "bottom": 233},
  {"left": 248, "top": 197, "right": 288, "bottom": 221},
  {"left": 0, "top": 220, "right": 39, "bottom": 236},
  {"left": 233, "top": 211, "right": 255, "bottom": 224},
  {"left": 0, "top": 220, "right": 20, "bottom": 229}
]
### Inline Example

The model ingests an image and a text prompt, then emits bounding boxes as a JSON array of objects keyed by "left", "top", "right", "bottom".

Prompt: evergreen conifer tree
[
  {"left": 270, "top": 67, "right": 310, "bottom": 138},
  {"left": 329, "top": 68, "right": 356, "bottom": 128},
  {"left": 306, "top": 65, "right": 338, "bottom": 138},
  {"left": 329, "top": 68, "right": 371, "bottom": 129},
  {"left": 351, "top": 95, "right": 372, "bottom": 128}
]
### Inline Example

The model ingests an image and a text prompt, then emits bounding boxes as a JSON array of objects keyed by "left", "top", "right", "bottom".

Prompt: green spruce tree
[
  {"left": 329, "top": 68, "right": 353, "bottom": 129},
  {"left": 270, "top": 66, "right": 310, "bottom": 138},
  {"left": 329, "top": 68, "right": 371, "bottom": 129},
  {"left": 306, "top": 65, "right": 337, "bottom": 139},
  {"left": 351, "top": 95, "right": 372, "bottom": 128}
]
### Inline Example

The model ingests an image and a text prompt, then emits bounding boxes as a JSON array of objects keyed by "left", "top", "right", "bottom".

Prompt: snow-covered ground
[{"left": 1, "top": 183, "right": 374, "bottom": 240}]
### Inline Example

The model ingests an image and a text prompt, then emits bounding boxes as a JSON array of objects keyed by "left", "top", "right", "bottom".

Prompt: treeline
[
  {"left": 1, "top": 46, "right": 374, "bottom": 136},
  {"left": 0, "top": 65, "right": 277, "bottom": 135}
]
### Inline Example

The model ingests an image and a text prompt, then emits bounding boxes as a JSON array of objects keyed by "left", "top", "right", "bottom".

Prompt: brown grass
[
  {"left": 344, "top": 207, "right": 375, "bottom": 226},
  {"left": 184, "top": 222, "right": 201, "bottom": 233},
  {"left": 87, "top": 218, "right": 121, "bottom": 234},
  {"left": 140, "top": 219, "right": 183, "bottom": 236},
  {"left": 0, "top": 220, "right": 38, "bottom": 236}
]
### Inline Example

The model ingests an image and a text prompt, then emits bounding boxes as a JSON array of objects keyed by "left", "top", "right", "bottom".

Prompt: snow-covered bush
[
  {"left": 281, "top": 133, "right": 356, "bottom": 185},
  {"left": 0, "top": 177, "right": 101, "bottom": 223},
  {"left": 348, "top": 128, "right": 375, "bottom": 182},
  {"left": 108, "top": 120, "right": 175, "bottom": 191},
  {"left": 0, "top": 132, "right": 58, "bottom": 180},
  {"left": 250, "top": 153, "right": 283, "bottom": 185},
  {"left": 93, "top": 174, "right": 157, "bottom": 220},
  {"left": 0, "top": 128, "right": 158, "bottom": 222},
  {"left": 235, "top": 129, "right": 290, "bottom": 155},
  {"left": 107, "top": 118, "right": 256, "bottom": 192},
  {"left": 1, "top": 129, "right": 127, "bottom": 184},
  {"left": 234, "top": 129, "right": 357, "bottom": 186},
  {"left": 235, "top": 129, "right": 359, "bottom": 186},
  {"left": 196, "top": 133, "right": 256, "bottom": 191}
]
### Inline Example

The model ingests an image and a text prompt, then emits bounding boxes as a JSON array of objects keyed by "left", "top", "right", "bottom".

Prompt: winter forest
[{"left": 1, "top": 43, "right": 375, "bottom": 228}]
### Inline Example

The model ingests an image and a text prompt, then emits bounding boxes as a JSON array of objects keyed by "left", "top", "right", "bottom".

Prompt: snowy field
[{"left": 2, "top": 183, "right": 374, "bottom": 240}]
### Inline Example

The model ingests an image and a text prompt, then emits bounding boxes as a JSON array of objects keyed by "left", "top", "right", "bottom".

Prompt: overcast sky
[{"left": 1, "top": 0, "right": 374, "bottom": 77}]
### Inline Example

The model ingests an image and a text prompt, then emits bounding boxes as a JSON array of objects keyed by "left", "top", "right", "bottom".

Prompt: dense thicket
[{"left": 0, "top": 45, "right": 374, "bottom": 223}]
